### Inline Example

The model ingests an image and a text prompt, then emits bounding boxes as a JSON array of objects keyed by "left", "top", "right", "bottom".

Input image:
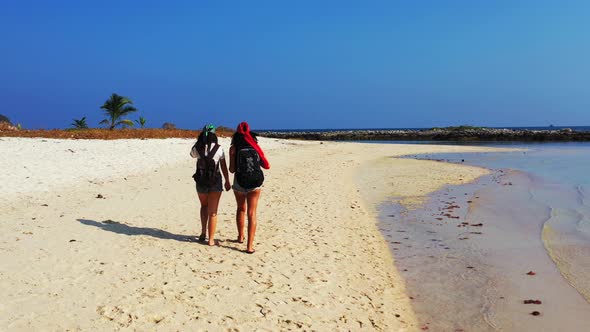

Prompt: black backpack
[
  {"left": 193, "top": 144, "right": 221, "bottom": 187},
  {"left": 236, "top": 147, "right": 264, "bottom": 189}
]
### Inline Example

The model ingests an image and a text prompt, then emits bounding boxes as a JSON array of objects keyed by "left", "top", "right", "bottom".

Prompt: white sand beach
[{"left": 0, "top": 137, "right": 511, "bottom": 331}]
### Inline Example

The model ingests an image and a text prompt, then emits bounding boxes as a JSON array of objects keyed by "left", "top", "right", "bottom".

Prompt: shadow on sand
[
  {"left": 78, "top": 219, "right": 250, "bottom": 253},
  {"left": 77, "top": 219, "right": 197, "bottom": 243}
]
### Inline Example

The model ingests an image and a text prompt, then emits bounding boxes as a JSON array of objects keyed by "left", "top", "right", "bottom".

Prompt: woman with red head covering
[{"left": 229, "top": 122, "right": 270, "bottom": 254}]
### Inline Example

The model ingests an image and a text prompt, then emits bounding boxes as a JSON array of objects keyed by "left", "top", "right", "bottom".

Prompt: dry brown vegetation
[
  {"left": 0, "top": 122, "right": 15, "bottom": 131},
  {"left": 0, "top": 128, "right": 235, "bottom": 140}
]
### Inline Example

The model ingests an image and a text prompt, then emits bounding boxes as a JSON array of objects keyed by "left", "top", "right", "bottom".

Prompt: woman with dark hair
[
  {"left": 190, "top": 125, "right": 231, "bottom": 245},
  {"left": 229, "top": 122, "right": 270, "bottom": 254}
]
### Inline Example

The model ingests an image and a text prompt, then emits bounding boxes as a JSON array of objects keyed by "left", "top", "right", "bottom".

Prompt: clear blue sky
[{"left": 1, "top": 0, "right": 589, "bottom": 130}]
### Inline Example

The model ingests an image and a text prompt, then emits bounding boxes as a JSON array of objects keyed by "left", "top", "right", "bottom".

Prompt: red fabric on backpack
[{"left": 236, "top": 122, "right": 270, "bottom": 169}]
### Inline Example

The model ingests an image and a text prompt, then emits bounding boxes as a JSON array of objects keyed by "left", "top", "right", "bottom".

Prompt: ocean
[
  {"left": 381, "top": 141, "right": 590, "bottom": 329},
  {"left": 412, "top": 142, "right": 590, "bottom": 298},
  {"left": 259, "top": 126, "right": 590, "bottom": 132}
]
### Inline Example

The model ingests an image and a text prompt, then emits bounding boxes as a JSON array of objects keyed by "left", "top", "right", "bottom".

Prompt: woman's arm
[
  {"left": 229, "top": 145, "right": 236, "bottom": 173},
  {"left": 220, "top": 158, "right": 231, "bottom": 191},
  {"left": 190, "top": 143, "right": 198, "bottom": 158}
]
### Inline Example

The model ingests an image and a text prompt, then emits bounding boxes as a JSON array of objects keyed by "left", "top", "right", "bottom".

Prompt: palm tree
[
  {"left": 71, "top": 117, "right": 89, "bottom": 129},
  {"left": 99, "top": 93, "right": 137, "bottom": 130},
  {"left": 135, "top": 116, "right": 147, "bottom": 128}
]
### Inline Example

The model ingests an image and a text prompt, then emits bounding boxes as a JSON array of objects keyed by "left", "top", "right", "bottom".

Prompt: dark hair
[
  {"left": 231, "top": 132, "right": 258, "bottom": 150},
  {"left": 195, "top": 131, "right": 219, "bottom": 154}
]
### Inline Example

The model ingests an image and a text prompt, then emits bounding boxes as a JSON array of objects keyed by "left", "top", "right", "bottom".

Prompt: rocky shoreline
[{"left": 258, "top": 128, "right": 590, "bottom": 142}]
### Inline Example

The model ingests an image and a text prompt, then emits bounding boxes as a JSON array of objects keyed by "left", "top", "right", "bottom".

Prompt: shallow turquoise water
[
  {"left": 410, "top": 142, "right": 590, "bottom": 301},
  {"left": 415, "top": 142, "right": 590, "bottom": 186},
  {"left": 411, "top": 142, "right": 590, "bottom": 236}
]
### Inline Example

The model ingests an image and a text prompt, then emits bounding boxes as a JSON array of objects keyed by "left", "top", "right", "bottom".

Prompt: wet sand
[{"left": 378, "top": 164, "right": 590, "bottom": 331}]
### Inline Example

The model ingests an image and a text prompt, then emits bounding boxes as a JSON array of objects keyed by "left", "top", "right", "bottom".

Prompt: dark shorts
[
  {"left": 196, "top": 175, "right": 223, "bottom": 194},
  {"left": 232, "top": 178, "right": 262, "bottom": 193}
]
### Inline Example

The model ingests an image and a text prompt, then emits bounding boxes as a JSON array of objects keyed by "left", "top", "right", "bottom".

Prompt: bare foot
[
  {"left": 246, "top": 248, "right": 255, "bottom": 254},
  {"left": 208, "top": 239, "right": 216, "bottom": 246}
]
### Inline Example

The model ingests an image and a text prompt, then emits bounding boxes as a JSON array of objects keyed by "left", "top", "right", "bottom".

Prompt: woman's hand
[{"left": 220, "top": 158, "right": 231, "bottom": 191}]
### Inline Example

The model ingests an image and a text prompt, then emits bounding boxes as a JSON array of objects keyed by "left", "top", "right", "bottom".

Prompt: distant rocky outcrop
[{"left": 258, "top": 127, "right": 590, "bottom": 142}]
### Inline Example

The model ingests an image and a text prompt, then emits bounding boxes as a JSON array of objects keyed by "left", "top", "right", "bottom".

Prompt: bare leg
[
  {"left": 246, "top": 190, "right": 261, "bottom": 253},
  {"left": 207, "top": 191, "right": 222, "bottom": 246},
  {"left": 197, "top": 193, "right": 209, "bottom": 241},
  {"left": 234, "top": 191, "right": 247, "bottom": 243}
]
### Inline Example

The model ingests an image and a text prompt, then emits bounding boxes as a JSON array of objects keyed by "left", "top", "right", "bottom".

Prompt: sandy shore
[{"left": 0, "top": 137, "right": 509, "bottom": 331}]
